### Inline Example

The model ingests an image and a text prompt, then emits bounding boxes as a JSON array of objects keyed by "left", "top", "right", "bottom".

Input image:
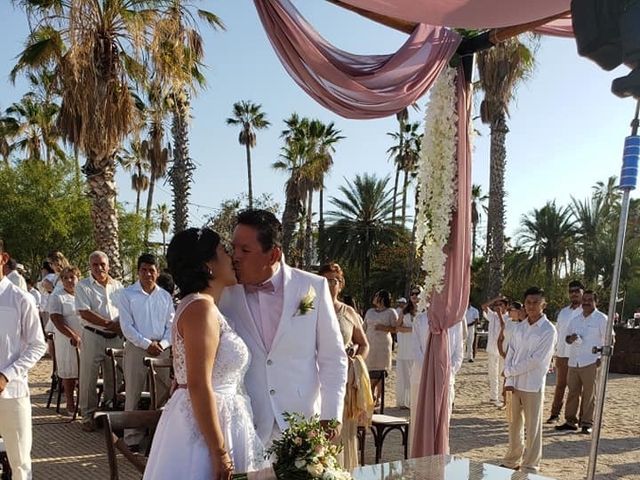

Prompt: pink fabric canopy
[
  {"left": 336, "top": 0, "right": 570, "bottom": 29},
  {"left": 412, "top": 68, "right": 472, "bottom": 456},
  {"left": 253, "top": 0, "right": 461, "bottom": 119}
]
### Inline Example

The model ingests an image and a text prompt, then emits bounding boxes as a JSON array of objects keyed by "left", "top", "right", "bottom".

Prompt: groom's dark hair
[{"left": 237, "top": 209, "right": 282, "bottom": 252}]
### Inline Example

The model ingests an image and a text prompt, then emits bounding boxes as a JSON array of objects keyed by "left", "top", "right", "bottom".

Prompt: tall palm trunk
[
  {"left": 545, "top": 256, "right": 554, "bottom": 289},
  {"left": 304, "top": 189, "right": 313, "bottom": 269},
  {"left": 400, "top": 168, "right": 409, "bottom": 227},
  {"left": 404, "top": 185, "right": 420, "bottom": 296},
  {"left": 486, "top": 112, "right": 509, "bottom": 298},
  {"left": 318, "top": 185, "right": 326, "bottom": 265},
  {"left": 245, "top": 141, "right": 254, "bottom": 209},
  {"left": 281, "top": 180, "right": 300, "bottom": 260},
  {"left": 169, "top": 92, "right": 193, "bottom": 233},
  {"left": 472, "top": 219, "right": 478, "bottom": 261},
  {"left": 296, "top": 215, "right": 305, "bottom": 268},
  {"left": 391, "top": 164, "right": 400, "bottom": 225},
  {"left": 144, "top": 176, "right": 156, "bottom": 246},
  {"left": 86, "top": 155, "right": 122, "bottom": 278}
]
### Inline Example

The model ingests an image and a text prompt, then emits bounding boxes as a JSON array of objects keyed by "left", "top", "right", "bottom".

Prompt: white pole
[{"left": 586, "top": 100, "right": 640, "bottom": 480}]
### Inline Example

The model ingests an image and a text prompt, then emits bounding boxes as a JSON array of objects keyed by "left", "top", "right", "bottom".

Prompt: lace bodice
[{"left": 172, "top": 293, "right": 250, "bottom": 394}]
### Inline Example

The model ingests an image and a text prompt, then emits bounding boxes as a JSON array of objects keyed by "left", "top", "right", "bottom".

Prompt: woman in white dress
[
  {"left": 48, "top": 266, "right": 83, "bottom": 414},
  {"left": 144, "top": 228, "right": 265, "bottom": 480}
]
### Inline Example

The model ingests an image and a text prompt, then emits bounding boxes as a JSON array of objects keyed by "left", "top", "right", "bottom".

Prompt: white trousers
[
  {"left": 487, "top": 353, "right": 504, "bottom": 403},
  {"left": 395, "top": 359, "right": 412, "bottom": 408},
  {"left": 0, "top": 396, "right": 33, "bottom": 480},
  {"left": 465, "top": 324, "right": 476, "bottom": 360}
]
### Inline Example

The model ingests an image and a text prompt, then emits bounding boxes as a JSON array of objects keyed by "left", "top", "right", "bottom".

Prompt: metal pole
[{"left": 586, "top": 100, "right": 640, "bottom": 480}]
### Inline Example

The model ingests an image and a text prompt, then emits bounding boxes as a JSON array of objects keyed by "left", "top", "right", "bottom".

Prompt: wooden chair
[
  {"left": 0, "top": 437, "right": 11, "bottom": 480},
  {"left": 105, "top": 348, "right": 126, "bottom": 410},
  {"left": 94, "top": 410, "right": 162, "bottom": 480},
  {"left": 143, "top": 356, "right": 173, "bottom": 410},
  {"left": 45, "top": 332, "right": 62, "bottom": 411},
  {"left": 369, "top": 413, "right": 409, "bottom": 463}
]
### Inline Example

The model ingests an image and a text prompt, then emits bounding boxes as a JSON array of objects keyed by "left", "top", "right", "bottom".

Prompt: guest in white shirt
[
  {"left": 555, "top": 290, "right": 609, "bottom": 435},
  {"left": 395, "top": 293, "right": 416, "bottom": 409},
  {"left": 409, "top": 311, "right": 464, "bottom": 443},
  {"left": 0, "top": 238, "right": 47, "bottom": 480},
  {"left": 482, "top": 296, "right": 510, "bottom": 407},
  {"left": 26, "top": 279, "right": 42, "bottom": 308},
  {"left": 119, "top": 253, "right": 174, "bottom": 446},
  {"left": 75, "top": 251, "right": 124, "bottom": 431},
  {"left": 546, "top": 280, "right": 584, "bottom": 424},
  {"left": 4, "top": 258, "right": 28, "bottom": 291},
  {"left": 464, "top": 302, "right": 480, "bottom": 362},
  {"left": 502, "top": 287, "right": 557, "bottom": 474}
]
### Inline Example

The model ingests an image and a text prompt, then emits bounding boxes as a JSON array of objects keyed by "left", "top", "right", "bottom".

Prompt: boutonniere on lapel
[{"left": 296, "top": 286, "right": 316, "bottom": 316}]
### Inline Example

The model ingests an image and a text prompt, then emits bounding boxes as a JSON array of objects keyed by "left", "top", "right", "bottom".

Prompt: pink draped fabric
[
  {"left": 534, "top": 13, "right": 574, "bottom": 38},
  {"left": 335, "top": 0, "right": 570, "bottom": 29},
  {"left": 412, "top": 67, "right": 472, "bottom": 456},
  {"left": 253, "top": 0, "right": 461, "bottom": 119}
]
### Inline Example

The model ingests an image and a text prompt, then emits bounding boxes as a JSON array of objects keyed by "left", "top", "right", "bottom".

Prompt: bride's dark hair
[{"left": 166, "top": 227, "right": 221, "bottom": 298}]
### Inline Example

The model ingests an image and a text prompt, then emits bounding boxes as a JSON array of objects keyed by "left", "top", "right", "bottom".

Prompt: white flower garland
[{"left": 415, "top": 66, "right": 459, "bottom": 306}]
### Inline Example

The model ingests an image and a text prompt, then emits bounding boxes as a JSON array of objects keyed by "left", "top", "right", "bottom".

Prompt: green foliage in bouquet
[{"left": 233, "top": 413, "right": 352, "bottom": 480}]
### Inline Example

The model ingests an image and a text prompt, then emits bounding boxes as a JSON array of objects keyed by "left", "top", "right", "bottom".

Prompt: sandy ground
[{"left": 16, "top": 351, "right": 640, "bottom": 479}]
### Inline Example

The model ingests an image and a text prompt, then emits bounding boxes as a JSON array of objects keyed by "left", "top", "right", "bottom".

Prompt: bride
[{"left": 144, "top": 227, "right": 265, "bottom": 480}]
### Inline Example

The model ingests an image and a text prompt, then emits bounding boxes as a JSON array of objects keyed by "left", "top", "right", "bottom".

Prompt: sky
[{"left": 1, "top": 1, "right": 638, "bottom": 245}]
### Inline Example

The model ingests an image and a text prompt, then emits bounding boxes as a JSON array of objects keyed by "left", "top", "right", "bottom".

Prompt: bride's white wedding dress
[{"left": 143, "top": 293, "right": 266, "bottom": 479}]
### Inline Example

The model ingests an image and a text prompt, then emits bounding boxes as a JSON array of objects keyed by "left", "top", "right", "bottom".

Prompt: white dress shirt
[
  {"left": 504, "top": 315, "right": 557, "bottom": 392},
  {"left": 412, "top": 312, "right": 464, "bottom": 377},
  {"left": 244, "top": 265, "right": 284, "bottom": 351},
  {"left": 6, "top": 270, "right": 27, "bottom": 291},
  {"left": 465, "top": 306, "right": 479, "bottom": 325},
  {"left": 485, "top": 310, "right": 508, "bottom": 355},
  {"left": 0, "top": 277, "right": 47, "bottom": 398},
  {"left": 555, "top": 305, "right": 583, "bottom": 357},
  {"left": 566, "top": 309, "right": 609, "bottom": 368},
  {"left": 29, "top": 287, "right": 42, "bottom": 310},
  {"left": 74, "top": 275, "right": 123, "bottom": 332},
  {"left": 118, "top": 281, "right": 175, "bottom": 350}
]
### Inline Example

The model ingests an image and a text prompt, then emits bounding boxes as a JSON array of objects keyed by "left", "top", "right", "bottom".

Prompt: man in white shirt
[
  {"left": 482, "top": 296, "right": 509, "bottom": 407},
  {"left": 4, "top": 258, "right": 28, "bottom": 291},
  {"left": 119, "top": 254, "right": 174, "bottom": 446},
  {"left": 556, "top": 290, "right": 608, "bottom": 435},
  {"left": 502, "top": 287, "right": 557, "bottom": 474},
  {"left": 75, "top": 251, "right": 124, "bottom": 431},
  {"left": 465, "top": 302, "right": 480, "bottom": 362},
  {"left": 546, "top": 280, "right": 584, "bottom": 424},
  {"left": 0, "top": 238, "right": 47, "bottom": 480}
]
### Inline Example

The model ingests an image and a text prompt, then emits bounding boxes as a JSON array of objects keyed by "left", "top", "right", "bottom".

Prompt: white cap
[{"left": 397, "top": 297, "right": 407, "bottom": 303}]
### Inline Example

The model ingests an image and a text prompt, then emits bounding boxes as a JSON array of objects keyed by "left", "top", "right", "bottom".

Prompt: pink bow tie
[{"left": 245, "top": 281, "right": 275, "bottom": 294}]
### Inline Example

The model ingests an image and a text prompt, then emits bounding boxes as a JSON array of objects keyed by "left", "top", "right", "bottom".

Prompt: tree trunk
[
  {"left": 295, "top": 215, "right": 305, "bottom": 268},
  {"left": 318, "top": 186, "right": 326, "bottom": 265},
  {"left": 135, "top": 190, "right": 141, "bottom": 216},
  {"left": 86, "top": 154, "right": 122, "bottom": 279},
  {"left": 404, "top": 186, "right": 420, "bottom": 297},
  {"left": 162, "top": 230, "right": 166, "bottom": 256},
  {"left": 401, "top": 168, "right": 409, "bottom": 227},
  {"left": 281, "top": 181, "right": 300, "bottom": 261},
  {"left": 391, "top": 164, "right": 400, "bottom": 225},
  {"left": 486, "top": 112, "right": 509, "bottom": 298},
  {"left": 546, "top": 256, "right": 554, "bottom": 289},
  {"left": 169, "top": 91, "right": 193, "bottom": 233},
  {"left": 144, "top": 176, "right": 156, "bottom": 247},
  {"left": 305, "top": 190, "right": 314, "bottom": 269},
  {"left": 472, "top": 219, "right": 478, "bottom": 261},
  {"left": 245, "top": 141, "right": 253, "bottom": 209}
]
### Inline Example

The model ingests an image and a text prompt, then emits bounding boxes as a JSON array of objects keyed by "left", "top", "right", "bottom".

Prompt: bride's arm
[{"left": 180, "top": 299, "right": 233, "bottom": 479}]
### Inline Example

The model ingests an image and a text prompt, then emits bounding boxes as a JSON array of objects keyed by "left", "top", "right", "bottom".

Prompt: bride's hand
[{"left": 212, "top": 449, "right": 234, "bottom": 480}]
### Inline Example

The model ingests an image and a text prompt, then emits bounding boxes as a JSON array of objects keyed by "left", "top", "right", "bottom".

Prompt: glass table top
[{"left": 351, "top": 455, "right": 554, "bottom": 480}]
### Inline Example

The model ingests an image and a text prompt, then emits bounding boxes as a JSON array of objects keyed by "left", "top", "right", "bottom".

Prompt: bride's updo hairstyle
[{"left": 166, "top": 227, "right": 221, "bottom": 299}]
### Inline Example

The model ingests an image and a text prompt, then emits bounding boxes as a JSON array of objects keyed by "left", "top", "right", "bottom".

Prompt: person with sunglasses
[{"left": 546, "top": 280, "right": 584, "bottom": 424}]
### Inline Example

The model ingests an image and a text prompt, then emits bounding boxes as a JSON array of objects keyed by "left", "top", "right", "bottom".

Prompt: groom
[{"left": 219, "top": 209, "right": 348, "bottom": 445}]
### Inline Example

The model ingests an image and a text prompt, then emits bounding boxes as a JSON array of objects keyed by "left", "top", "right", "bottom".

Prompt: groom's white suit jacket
[{"left": 219, "top": 263, "right": 348, "bottom": 443}]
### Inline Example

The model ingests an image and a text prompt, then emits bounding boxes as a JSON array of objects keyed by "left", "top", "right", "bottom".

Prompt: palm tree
[
  {"left": 388, "top": 108, "right": 408, "bottom": 225},
  {"left": 12, "top": 0, "right": 162, "bottom": 277},
  {"left": 226, "top": 101, "right": 270, "bottom": 209},
  {"left": 471, "top": 184, "right": 489, "bottom": 260},
  {"left": 477, "top": 36, "right": 536, "bottom": 297},
  {"left": 151, "top": 1, "right": 224, "bottom": 232},
  {"left": 155, "top": 203, "right": 172, "bottom": 255},
  {"left": 118, "top": 141, "right": 150, "bottom": 215},
  {"left": 519, "top": 201, "right": 576, "bottom": 287},
  {"left": 325, "top": 173, "right": 399, "bottom": 301}
]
